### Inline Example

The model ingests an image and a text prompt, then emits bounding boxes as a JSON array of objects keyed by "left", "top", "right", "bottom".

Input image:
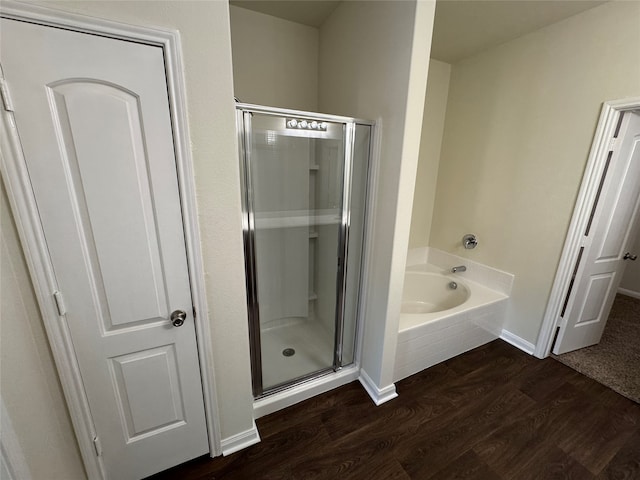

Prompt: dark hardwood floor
[{"left": 149, "top": 340, "right": 640, "bottom": 479}]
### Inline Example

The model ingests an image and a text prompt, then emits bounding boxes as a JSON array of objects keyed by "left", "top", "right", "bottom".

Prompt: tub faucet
[{"left": 451, "top": 265, "right": 467, "bottom": 273}]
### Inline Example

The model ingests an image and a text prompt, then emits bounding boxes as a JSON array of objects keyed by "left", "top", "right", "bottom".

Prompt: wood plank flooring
[{"left": 148, "top": 340, "right": 640, "bottom": 479}]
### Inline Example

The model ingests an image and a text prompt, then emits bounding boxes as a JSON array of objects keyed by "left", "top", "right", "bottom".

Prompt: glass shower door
[{"left": 241, "top": 111, "right": 347, "bottom": 395}]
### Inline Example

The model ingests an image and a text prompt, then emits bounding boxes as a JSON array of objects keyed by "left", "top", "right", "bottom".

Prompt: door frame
[
  {"left": 0, "top": 2, "right": 222, "bottom": 478},
  {"left": 535, "top": 97, "right": 640, "bottom": 359}
]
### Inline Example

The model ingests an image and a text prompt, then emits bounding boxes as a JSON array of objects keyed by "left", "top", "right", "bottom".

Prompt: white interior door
[
  {"left": 1, "top": 18, "right": 209, "bottom": 479},
  {"left": 554, "top": 111, "right": 640, "bottom": 354}
]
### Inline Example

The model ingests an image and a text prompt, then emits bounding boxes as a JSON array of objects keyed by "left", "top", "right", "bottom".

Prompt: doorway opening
[{"left": 538, "top": 99, "right": 640, "bottom": 402}]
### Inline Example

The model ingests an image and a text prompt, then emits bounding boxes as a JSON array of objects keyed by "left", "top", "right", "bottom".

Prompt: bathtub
[
  {"left": 394, "top": 262, "right": 511, "bottom": 382},
  {"left": 401, "top": 271, "right": 470, "bottom": 315}
]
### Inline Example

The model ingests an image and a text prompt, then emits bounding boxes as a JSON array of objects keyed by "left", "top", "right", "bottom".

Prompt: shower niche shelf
[{"left": 254, "top": 210, "right": 340, "bottom": 229}]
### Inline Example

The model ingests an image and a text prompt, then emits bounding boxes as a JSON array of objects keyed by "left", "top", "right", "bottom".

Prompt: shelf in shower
[
  {"left": 308, "top": 293, "right": 318, "bottom": 301},
  {"left": 254, "top": 209, "right": 340, "bottom": 229},
  {"left": 309, "top": 165, "right": 320, "bottom": 171},
  {"left": 309, "top": 231, "right": 319, "bottom": 239}
]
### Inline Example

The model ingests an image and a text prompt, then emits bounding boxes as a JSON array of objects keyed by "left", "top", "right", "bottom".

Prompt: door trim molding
[
  {"left": 0, "top": 2, "right": 222, "bottom": 478},
  {"left": 535, "top": 97, "right": 640, "bottom": 359}
]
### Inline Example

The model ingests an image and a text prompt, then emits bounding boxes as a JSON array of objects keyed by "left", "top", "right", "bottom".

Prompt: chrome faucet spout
[{"left": 451, "top": 265, "right": 467, "bottom": 273}]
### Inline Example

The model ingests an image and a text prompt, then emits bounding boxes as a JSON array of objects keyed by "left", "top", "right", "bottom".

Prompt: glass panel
[
  {"left": 247, "top": 112, "right": 346, "bottom": 392},
  {"left": 342, "top": 124, "right": 372, "bottom": 366}
]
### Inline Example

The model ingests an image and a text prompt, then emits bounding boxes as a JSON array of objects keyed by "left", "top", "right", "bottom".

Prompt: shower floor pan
[{"left": 260, "top": 317, "right": 334, "bottom": 390}]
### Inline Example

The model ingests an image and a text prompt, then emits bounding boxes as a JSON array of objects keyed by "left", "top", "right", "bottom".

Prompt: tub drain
[{"left": 282, "top": 348, "right": 295, "bottom": 357}]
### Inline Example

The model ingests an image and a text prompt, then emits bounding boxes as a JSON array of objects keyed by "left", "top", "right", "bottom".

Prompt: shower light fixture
[{"left": 286, "top": 118, "right": 327, "bottom": 131}]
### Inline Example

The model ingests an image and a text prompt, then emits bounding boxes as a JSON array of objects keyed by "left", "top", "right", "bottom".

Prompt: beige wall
[
  {"left": 409, "top": 58, "right": 451, "bottom": 249},
  {"left": 1, "top": 181, "right": 86, "bottom": 480},
  {"left": 229, "top": 5, "right": 318, "bottom": 111},
  {"left": 6, "top": 1, "right": 255, "bottom": 476},
  {"left": 318, "top": 0, "right": 435, "bottom": 387},
  {"left": 429, "top": 1, "right": 640, "bottom": 345}
]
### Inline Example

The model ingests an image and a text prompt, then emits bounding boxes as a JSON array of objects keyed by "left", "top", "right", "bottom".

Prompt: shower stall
[{"left": 236, "top": 103, "right": 373, "bottom": 398}]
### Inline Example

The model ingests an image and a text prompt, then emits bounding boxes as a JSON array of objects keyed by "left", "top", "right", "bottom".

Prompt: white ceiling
[{"left": 229, "top": 0, "right": 607, "bottom": 63}]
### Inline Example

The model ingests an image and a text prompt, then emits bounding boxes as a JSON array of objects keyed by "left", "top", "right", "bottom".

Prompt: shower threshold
[{"left": 254, "top": 363, "right": 360, "bottom": 418}]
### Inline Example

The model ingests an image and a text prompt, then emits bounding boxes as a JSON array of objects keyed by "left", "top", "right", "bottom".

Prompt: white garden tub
[
  {"left": 401, "top": 271, "right": 470, "bottom": 315},
  {"left": 394, "top": 262, "right": 511, "bottom": 381}
]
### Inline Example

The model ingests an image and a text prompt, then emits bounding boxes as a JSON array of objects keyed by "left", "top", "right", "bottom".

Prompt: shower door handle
[{"left": 171, "top": 309, "right": 187, "bottom": 327}]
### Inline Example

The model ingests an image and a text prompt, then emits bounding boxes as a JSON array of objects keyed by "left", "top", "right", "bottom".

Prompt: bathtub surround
[
  {"left": 408, "top": 247, "right": 535, "bottom": 354},
  {"left": 395, "top": 247, "right": 514, "bottom": 381},
  {"left": 418, "top": 247, "right": 514, "bottom": 296},
  {"left": 396, "top": 267, "right": 508, "bottom": 381}
]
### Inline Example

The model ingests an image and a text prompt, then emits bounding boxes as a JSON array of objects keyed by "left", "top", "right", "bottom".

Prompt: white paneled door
[
  {"left": 554, "top": 111, "right": 640, "bottom": 354},
  {"left": 0, "top": 18, "right": 209, "bottom": 479}
]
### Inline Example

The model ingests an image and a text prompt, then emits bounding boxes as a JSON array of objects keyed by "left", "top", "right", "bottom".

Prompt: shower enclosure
[{"left": 237, "top": 103, "right": 373, "bottom": 398}]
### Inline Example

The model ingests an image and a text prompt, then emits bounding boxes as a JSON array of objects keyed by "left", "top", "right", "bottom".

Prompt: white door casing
[
  {"left": 1, "top": 16, "right": 209, "bottom": 480},
  {"left": 553, "top": 111, "right": 640, "bottom": 354}
]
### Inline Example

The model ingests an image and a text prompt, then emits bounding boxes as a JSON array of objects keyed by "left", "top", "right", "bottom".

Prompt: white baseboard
[
  {"left": 358, "top": 369, "right": 398, "bottom": 406},
  {"left": 618, "top": 287, "right": 640, "bottom": 300},
  {"left": 500, "top": 329, "right": 535, "bottom": 355},
  {"left": 220, "top": 421, "right": 261, "bottom": 456}
]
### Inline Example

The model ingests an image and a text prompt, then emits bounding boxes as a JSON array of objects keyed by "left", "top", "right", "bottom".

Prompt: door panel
[
  {"left": 575, "top": 273, "right": 615, "bottom": 325},
  {"left": 1, "top": 18, "right": 208, "bottom": 479},
  {"left": 555, "top": 112, "right": 640, "bottom": 354},
  {"left": 50, "top": 81, "right": 171, "bottom": 329},
  {"left": 110, "top": 345, "right": 186, "bottom": 439}
]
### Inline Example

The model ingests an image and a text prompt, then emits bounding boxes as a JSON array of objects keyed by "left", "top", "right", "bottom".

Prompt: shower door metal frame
[
  {"left": 236, "top": 109, "right": 263, "bottom": 396},
  {"left": 333, "top": 121, "right": 355, "bottom": 369},
  {"left": 236, "top": 103, "right": 373, "bottom": 398}
]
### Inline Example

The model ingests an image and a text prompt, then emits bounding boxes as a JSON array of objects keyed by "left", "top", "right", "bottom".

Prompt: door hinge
[
  {"left": 93, "top": 436, "right": 102, "bottom": 457},
  {"left": 53, "top": 291, "right": 66, "bottom": 316},
  {"left": 192, "top": 306, "right": 197, "bottom": 319},
  {"left": 608, "top": 136, "right": 618, "bottom": 151},
  {"left": 0, "top": 78, "right": 14, "bottom": 112}
]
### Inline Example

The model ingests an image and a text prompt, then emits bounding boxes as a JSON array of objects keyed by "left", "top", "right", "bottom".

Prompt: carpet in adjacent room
[{"left": 554, "top": 293, "right": 640, "bottom": 404}]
